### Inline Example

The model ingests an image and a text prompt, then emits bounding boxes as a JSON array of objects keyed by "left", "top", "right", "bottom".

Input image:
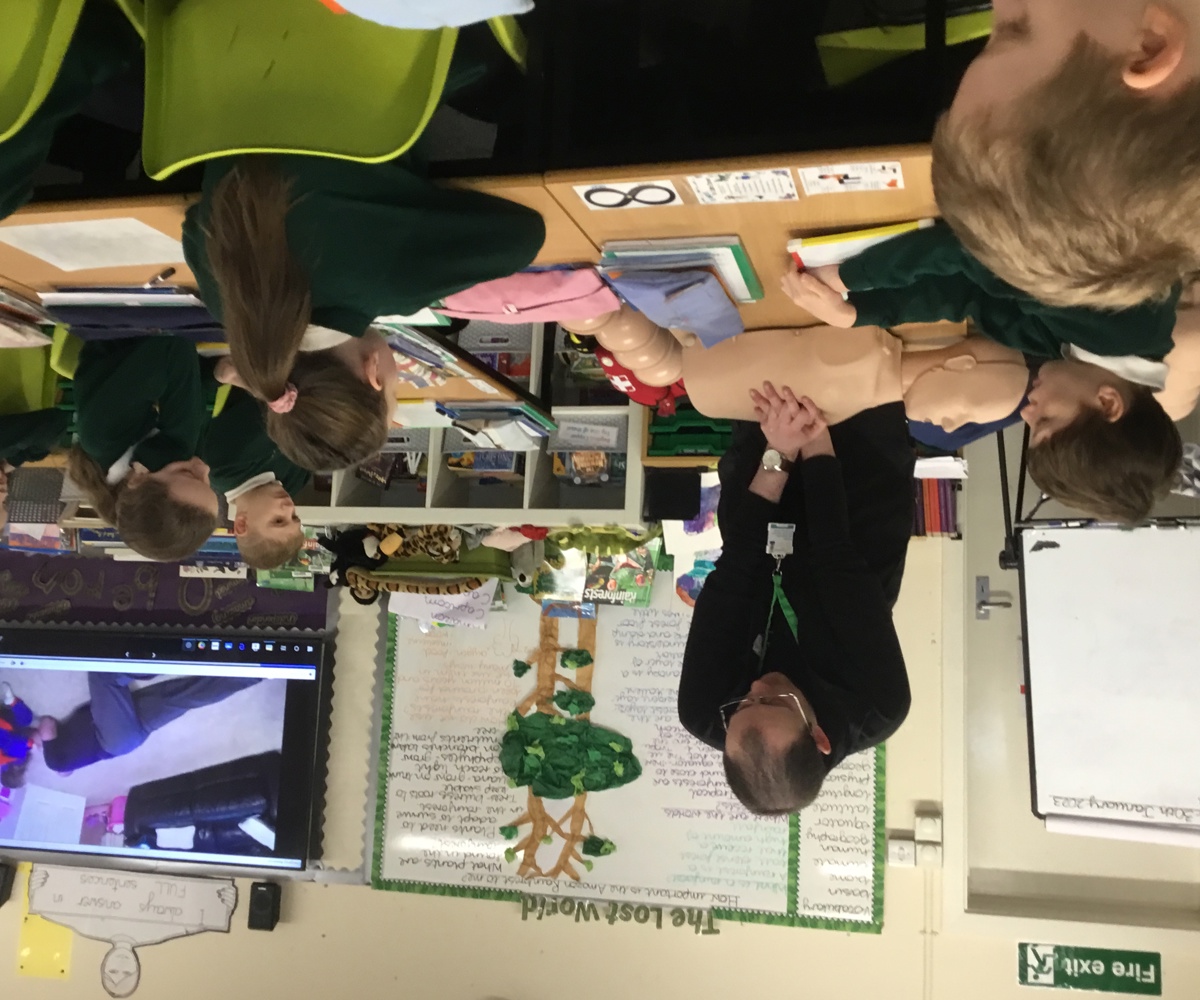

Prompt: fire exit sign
[{"left": 1019, "top": 944, "right": 1161, "bottom": 996}]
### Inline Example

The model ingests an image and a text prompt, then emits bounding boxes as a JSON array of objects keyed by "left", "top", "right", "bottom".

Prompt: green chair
[
  {"left": 112, "top": 0, "right": 147, "bottom": 38},
  {"left": 140, "top": 0, "right": 458, "bottom": 180},
  {"left": 0, "top": 346, "right": 58, "bottom": 417},
  {"left": 817, "top": 10, "right": 993, "bottom": 88},
  {"left": 487, "top": 15, "right": 527, "bottom": 72},
  {"left": 0, "top": 0, "right": 86, "bottom": 144}
]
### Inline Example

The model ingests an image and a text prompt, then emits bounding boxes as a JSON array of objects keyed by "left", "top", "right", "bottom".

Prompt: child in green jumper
[
  {"left": 69, "top": 338, "right": 218, "bottom": 561},
  {"left": 183, "top": 154, "right": 545, "bottom": 473},
  {"left": 782, "top": 225, "right": 1184, "bottom": 523},
  {"left": 200, "top": 375, "right": 309, "bottom": 570}
]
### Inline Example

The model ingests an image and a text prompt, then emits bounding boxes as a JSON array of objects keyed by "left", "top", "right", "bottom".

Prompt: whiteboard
[
  {"left": 372, "top": 576, "right": 885, "bottom": 930},
  {"left": 1022, "top": 525, "right": 1200, "bottom": 828}
]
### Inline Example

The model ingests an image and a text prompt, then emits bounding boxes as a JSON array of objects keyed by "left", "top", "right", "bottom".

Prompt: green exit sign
[{"left": 1019, "top": 944, "right": 1161, "bottom": 996}]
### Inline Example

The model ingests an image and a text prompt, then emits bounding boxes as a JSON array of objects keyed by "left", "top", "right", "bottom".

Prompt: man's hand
[
  {"left": 749, "top": 382, "right": 828, "bottom": 460},
  {"left": 780, "top": 269, "right": 857, "bottom": 328}
]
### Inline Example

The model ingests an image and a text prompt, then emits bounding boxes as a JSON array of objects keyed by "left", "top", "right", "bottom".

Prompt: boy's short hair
[
  {"left": 237, "top": 528, "right": 305, "bottom": 571},
  {"left": 722, "top": 729, "right": 826, "bottom": 815},
  {"left": 933, "top": 35, "right": 1200, "bottom": 310},
  {"left": 1027, "top": 388, "right": 1183, "bottom": 523}
]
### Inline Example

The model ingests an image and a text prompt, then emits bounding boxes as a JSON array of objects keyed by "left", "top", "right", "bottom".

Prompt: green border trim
[
  {"left": 709, "top": 743, "right": 886, "bottom": 933},
  {"left": 371, "top": 613, "right": 886, "bottom": 930}
]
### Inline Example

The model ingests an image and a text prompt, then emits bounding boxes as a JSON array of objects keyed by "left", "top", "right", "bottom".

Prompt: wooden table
[
  {"left": 0, "top": 194, "right": 198, "bottom": 291},
  {"left": 545, "top": 144, "right": 936, "bottom": 330},
  {"left": 0, "top": 146, "right": 937, "bottom": 330}
]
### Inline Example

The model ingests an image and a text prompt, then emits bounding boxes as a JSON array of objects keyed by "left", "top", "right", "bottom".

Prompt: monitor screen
[{"left": 0, "top": 628, "right": 328, "bottom": 871}]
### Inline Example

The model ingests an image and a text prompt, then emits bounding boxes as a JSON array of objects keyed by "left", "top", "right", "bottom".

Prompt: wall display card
[
  {"left": 686, "top": 168, "right": 799, "bottom": 205},
  {"left": 574, "top": 180, "right": 682, "bottom": 211},
  {"left": 797, "top": 161, "right": 905, "bottom": 196},
  {"left": 0, "top": 219, "right": 185, "bottom": 271},
  {"left": 372, "top": 577, "right": 885, "bottom": 931}
]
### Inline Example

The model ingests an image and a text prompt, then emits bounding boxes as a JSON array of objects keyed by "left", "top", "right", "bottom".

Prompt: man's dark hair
[{"left": 723, "top": 728, "right": 826, "bottom": 815}]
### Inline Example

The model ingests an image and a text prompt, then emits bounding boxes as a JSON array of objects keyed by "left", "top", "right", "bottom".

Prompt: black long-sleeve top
[{"left": 678, "top": 403, "right": 915, "bottom": 770}]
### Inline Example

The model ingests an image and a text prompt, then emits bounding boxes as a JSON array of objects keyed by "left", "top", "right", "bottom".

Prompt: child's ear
[
  {"left": 1097, "top": 385, "right": 1127, "bottom": 422},
  {"left": 1124, "top": 4, "right": 1188, "bottom": 91},
  {"left": 232, "top": 513, "right": 249, "bottom": 537},
  {"left": 364, "top": 350, "right": 383, "bottom": 391}
]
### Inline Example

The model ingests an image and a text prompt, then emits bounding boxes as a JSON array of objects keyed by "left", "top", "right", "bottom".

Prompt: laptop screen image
[{"left": 0, "top": 629, "right": 328, "bottom": 871}]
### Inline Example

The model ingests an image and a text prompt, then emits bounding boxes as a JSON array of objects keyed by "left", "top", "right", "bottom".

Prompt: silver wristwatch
[{"left": 761, "top": 448, "right": 794, "bottom": 474}]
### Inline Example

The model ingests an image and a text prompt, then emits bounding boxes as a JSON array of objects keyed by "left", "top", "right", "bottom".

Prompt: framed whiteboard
[{"left": 1021, "top": 524, "right": 1200, "bottom": 829}]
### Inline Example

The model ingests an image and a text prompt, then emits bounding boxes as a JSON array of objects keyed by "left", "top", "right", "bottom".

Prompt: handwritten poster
[{"left": 373, "top": 578, "right": 884, "bottom": 931}]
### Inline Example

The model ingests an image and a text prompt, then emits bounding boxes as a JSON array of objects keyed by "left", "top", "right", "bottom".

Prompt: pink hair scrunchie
[{"left": 267, "top": 383, "right": 299, "bottom": 414}]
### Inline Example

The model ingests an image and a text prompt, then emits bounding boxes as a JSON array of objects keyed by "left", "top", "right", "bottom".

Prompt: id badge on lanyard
[{"left": 758, "top": 523, "right": 800, "bottom": 670}]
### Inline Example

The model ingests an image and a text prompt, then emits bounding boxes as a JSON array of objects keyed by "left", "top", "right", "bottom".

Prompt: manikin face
[{"left": 1020, "top": 360, "right": 1127, "bottom": 446}]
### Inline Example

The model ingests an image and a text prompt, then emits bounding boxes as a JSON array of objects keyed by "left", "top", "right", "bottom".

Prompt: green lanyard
[{"left": 757, "top": 569, "right": 799, "bottom": 670}]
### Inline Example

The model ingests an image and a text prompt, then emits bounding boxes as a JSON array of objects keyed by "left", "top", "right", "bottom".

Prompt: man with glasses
[{"left": 678, "top": 383, "right": 914, "bottom": 814}]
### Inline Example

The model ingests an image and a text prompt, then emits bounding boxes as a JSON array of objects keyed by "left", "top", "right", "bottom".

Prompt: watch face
[{"left": 763, "top": 448, "right": 783, "bottom": 470}]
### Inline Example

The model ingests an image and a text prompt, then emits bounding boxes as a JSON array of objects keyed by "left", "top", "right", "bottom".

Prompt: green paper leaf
[
  {"left": 581, "top": 859, "right": 594, "bottom": 872},
  {"left": 560, "top": 649, "right": 594, "bottom": 671},
  {"left": 550, "top": 715, "right": 566, "bottom": 726},
  {"left": 499, "top": 825, "right": 518, "bottom": 840},
  {"left": 504, "top": 847, "right": 517, "bottom": 863},
  {"left": 512, "top": 659, "right": 532, "bottom": 678},
  {"left": 505, "top": 713, "right": 520, "bottom": 732},
  {"left": 608, "top": 742, "right": 623, "bottom": 753},
  {"left": 541, "top": 835, "right": 553, "bottom": 845},
  {"left": 613, "top": 761, "right": 624, "bottom": 777}
]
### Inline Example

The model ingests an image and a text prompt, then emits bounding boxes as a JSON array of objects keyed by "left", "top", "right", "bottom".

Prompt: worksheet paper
[
  {"left": 686, "top": 168, "right": 799, "bottom": 205},
  {"left": 373, "top": 577, "right": 885, "bottom": 930},
  {"left": 797, "top": 161, "right": 905, "bottom": 196},
  {"left": 0, "top": 218, "right": 186, "bottom": 271}
]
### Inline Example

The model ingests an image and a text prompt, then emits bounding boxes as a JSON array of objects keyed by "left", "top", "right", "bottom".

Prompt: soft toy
[
  {"left": 593, "top": 347, "right": 687, "bottom": 416},
  {"left": 319, "top": 528, "right": 389, "bottom": 605}
]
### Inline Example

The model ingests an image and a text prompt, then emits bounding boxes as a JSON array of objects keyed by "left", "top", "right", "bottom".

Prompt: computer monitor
[{"left": 0, "top": 628, "right": 329, "bottom": 871}]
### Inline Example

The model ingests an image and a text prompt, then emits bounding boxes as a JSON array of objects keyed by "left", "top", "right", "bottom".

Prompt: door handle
[{"left": 975, "top": 576, "right": 1013, "bottom": 620}]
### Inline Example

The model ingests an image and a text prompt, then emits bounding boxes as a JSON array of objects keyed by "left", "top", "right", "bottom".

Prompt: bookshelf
[{"left": 294, "top": 326, "right": 647, "bottom": 528}]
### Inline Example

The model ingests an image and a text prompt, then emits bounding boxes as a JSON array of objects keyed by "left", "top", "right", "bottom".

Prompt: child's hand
[
  {"left": 749, "top": 381, "right": 828, "bottom": 460},
  {"left": 807, "top": 264, "right": 848, "bottom": 295},
  {"left": 780, "top": 270, "right": 858, "bottom": 328},
  {"left": 214, "top": 357, "right": 249, "bottom": 390}
]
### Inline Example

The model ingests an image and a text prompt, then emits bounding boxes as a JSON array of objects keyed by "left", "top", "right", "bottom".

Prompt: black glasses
[{"left": 719, "top": 691, "right": 810, "bottom": 732}]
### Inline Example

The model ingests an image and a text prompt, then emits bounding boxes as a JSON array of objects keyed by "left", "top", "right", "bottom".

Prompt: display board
[{"left": 373, "top": 577, "right": 885, "bottom": 931}]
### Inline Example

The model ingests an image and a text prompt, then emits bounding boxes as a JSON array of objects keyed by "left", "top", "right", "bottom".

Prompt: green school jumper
[
  {"left": 0, "top": 409, "right": 70, "bottom": 467},
  {"left": 74, "top": 338, "right": 205, "bottom": 473},
  {"left": 198, "top": 386, "right": 309, "bottom": 498},
  {"left": 0, "top": 2, "right": 141, "bottom": 220},
  {"left": 839, "top": 224, "right": 1181, "bottom": 361},
  {"left": 181, "top": 155, "right": 547, "bottom": 336}
]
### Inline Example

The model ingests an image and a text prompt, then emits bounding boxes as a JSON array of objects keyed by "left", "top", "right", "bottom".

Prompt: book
[
  {"left": 914, "top": 455, "right": 968, "bottom": 480},
  {"left": 787, "top": 219, "right": 935, "bottom": 271},
  {"left": 599, "top": 236, "right": 763, "bottom": 303},
  {"left": 40, "top": 286, "right": 203, "bottom": 307},
  {"left": 583, "top": 538, "right": 662, "bottom": 608}
]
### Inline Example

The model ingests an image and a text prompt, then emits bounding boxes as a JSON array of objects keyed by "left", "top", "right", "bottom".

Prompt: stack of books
[
  {"left": 913, "top": 479, "right": 959, "bottom": 539},
  {"left": 598, "top": 236, "right": 763, "bottom": 303}
]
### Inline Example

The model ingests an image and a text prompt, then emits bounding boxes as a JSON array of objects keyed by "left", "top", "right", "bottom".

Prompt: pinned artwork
[{"left": 26, "top": 865, "right": 236, "bottom": 997}]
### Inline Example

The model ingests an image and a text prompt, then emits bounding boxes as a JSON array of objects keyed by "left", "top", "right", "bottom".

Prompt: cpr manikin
[{"left": 561, "top": 302, "right": 1032, "bottom": 431}]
